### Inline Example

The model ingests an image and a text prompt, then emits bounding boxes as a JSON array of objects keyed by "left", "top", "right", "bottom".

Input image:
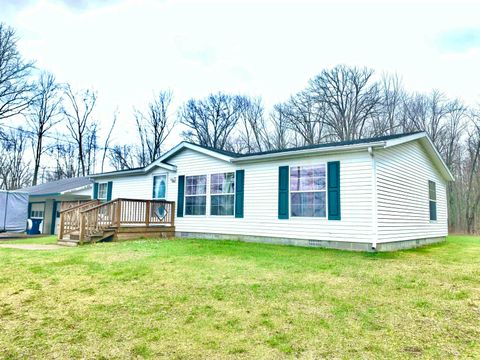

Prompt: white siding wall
[
  {"left": 168, "top": 148, "right": 374, "bottom": 243},
  {"left": 95, "top": 169, "right": 174, "bottom": 200},
  {"left": 375, "top": 141, "right": 448, "bottom": 242}
]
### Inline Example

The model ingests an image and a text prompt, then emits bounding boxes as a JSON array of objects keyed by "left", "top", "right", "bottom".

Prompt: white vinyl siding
[
  {"left": 169, "top": 148, "right": 373, "bottom": 243},
  {"left": 375, "top": 141, "right": 448, "bottom": 242},
  {"left": 94, "top": 171, "right": 173, "bottom": 200}
]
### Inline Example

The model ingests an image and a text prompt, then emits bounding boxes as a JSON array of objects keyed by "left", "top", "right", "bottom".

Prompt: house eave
[
  {"left": 89, "top": 163, "right": 177, "bottom": 179},
  {"left": 231, "top": 142, "right": 387, "bottom": 163}
]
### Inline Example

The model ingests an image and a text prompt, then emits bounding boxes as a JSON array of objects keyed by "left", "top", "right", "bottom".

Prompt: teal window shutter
[
  {"left": 235, "top": 170, "right": 245, "bottom": 218},
  {"left": 278, "top": 166, "right": 289, "bottom": 219},
  {"left": 92, "top": 182, "right": 99, "bottom": 199},
  {"left": 177, "top": 175, "right": 185, "bottom": 217},
  {"left": 106, "top": 181, "right": 113, "bottom": 201},
  {"left": 327, "top": 161, "right": 341, "bottom": 220}
]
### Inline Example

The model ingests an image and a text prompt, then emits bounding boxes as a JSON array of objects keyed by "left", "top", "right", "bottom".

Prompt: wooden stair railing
[
  {"left": 79, "top": 198, "right": 175, "bottom": 244},
  {"left": 58, "top": 200, "right": 100, "bottom": 240}
]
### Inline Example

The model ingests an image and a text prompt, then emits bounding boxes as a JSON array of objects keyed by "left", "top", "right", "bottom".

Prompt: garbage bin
[{"left": 28, "top": 218, "right": 43, "bottom": 235}]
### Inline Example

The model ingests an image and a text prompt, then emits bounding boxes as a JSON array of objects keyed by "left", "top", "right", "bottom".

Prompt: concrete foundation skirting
[{"left": 175, "top": 232, "right": 446, "bottom": 252}]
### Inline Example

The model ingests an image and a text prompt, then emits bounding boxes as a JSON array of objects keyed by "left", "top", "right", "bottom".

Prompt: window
[
  {"left": 210, "top": 173, "right": 235, "bottom": 216},
  {"left": 30, "top": 203, "right": 45, "bottom": 218},
  {"left": 98, "top": 183, "right": 108, "bottom": 200},
  {"left": 153, "top": 175, "right": 167, "bottom": 199},
  {"left": 290, "top": 165, "right": 326, "bottom": 217},
  {"left": 429, "top": 180, "right": 437, "bottom": 221},
  {"left": 185, "top": 175, "right": 207, "bottom": 215}
]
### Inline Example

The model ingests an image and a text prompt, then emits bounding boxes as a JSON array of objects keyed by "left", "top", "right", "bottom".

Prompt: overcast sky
[{"left": 1, "top": 0, "right": 480, "bottom": 149}]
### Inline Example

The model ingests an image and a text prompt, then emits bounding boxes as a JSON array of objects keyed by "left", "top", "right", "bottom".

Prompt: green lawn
[
  {"left": 0, "top": 235, "right": 57, "bottom": 245},
  {"left": 0, "top": 236, "right": 479, "bottom": 359}
]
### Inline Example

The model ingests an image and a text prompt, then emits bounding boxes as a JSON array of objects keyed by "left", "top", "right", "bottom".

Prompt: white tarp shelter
[{"left": 0, "top": 190, "right": 29, "bottom": 233}]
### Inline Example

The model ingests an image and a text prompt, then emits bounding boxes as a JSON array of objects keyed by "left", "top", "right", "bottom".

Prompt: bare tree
[
  {"left": 46, "top": 139, "right": 78, "bottom": 180},
  {"left": 403, "top": 90, "right": 452, "bottom": 145},
  {"left": 370, "top": 74, "right": 406, "bottom": 136},
  {"left": 235, "top": 96, "right": 270, "bottom": 153},
  {"left": 28, "top": 72, "right": 63, "bottom": 185},
  {"left": 101, "top": 109, "right": 118, "bottom": 172},
  {"left": 0, "top": 23, "right": 35, "bottom": 123},
  {"left": 308, "top": 65, "right": 381, "bottom": 141},
  {"left": 62, "top": 84, "right": 97, "bottom": 176},
  {"left": 135, "top": 91, "right": 175, "bottom": 166},
  {"left": 269, "top": 104, "right": 292, "bottom": 150},
  {"left": 180, "top": 92, "right": 244, "bottom": 150},
  {"left": 108, "top": 144, "right": 136, "bottom": 170},
  {"left": 277, "top": 90, "right": 326, "bottom": 145},
  {"left": 0, "top": 128, "right": 31, "bottom": 190}
]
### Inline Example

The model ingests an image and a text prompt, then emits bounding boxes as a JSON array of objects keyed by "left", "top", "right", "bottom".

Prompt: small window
[
  {"left": 429, "top": 180, "right": 437, "bottom": 221},
  {"left": 30, "top": 204, "right": 45, "bottom": 219},
  {"left": 153, "top": 175, "right": 167, "bottom": 199},
  {"left": 185, "top": 175, "right": 207, "bottom": 215},
  {"left": 98, "top": 183, "right": 108, "bottom": 200},
  {"left": 290, "top": 165, "right": 326, "bottom": 217},
  {"left": 210, "top": 172, "right": 235, "bottom": 216}
]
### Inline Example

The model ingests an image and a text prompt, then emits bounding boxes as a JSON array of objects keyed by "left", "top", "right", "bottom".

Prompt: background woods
[{"left": 0, "top": 23, "right": 479, "bottom": 233}]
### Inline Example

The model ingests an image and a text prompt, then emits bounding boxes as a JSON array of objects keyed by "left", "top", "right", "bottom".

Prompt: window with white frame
[
  {"left": 185, "top": 175, "right": 207, "bottom": 215},
  {"left": 98, "top": 183, "right": 108, "bottom": 200},
  {"left": 290, "top": 165, "right": 326, "bottom": 217},
  {"left": 153, "top": 175, "right": 167, "bottom": 199},
  {"left": 210, "top": 172, "right": 235, "bottom": 216}
]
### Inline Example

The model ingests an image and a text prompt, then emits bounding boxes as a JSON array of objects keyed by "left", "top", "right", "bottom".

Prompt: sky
[{"left": 1, "top": 0, "right": 480, "bottom": 151}]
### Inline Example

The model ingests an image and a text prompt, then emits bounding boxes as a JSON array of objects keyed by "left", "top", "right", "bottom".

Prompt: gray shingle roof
[{"left": 22, "top": 177, "right": 92, "bottom": 196}]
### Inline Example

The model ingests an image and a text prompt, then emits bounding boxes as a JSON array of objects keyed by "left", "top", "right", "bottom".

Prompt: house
[
  {"left": 80, "top": 131, "right": 453, "bottom": 251},
  {"left": 22, "top": 177, "right": 92, "bottom": 235}
]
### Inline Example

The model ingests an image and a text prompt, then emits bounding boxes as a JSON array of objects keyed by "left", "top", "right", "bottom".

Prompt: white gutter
[
  {"left": 60, "top": 184, "right": 92, "bottom": 194},
  {"left": 368, "top": 146, "right": 378, "bottom": 250},
  {"left": 232, "top": 141, "right": 386, "bottom": 163},
  {"left": 90, "top": 163, "right": 177, "bottom": 179}
]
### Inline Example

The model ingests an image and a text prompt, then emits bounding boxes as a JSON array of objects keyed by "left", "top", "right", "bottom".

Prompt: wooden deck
[{"left": 58, "top": 198, "right": 175, "bottom": 246}]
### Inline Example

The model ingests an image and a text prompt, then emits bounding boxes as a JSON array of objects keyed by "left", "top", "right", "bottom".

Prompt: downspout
[{"left": 368, "top": 147, "right": 378, "bottom": 250}]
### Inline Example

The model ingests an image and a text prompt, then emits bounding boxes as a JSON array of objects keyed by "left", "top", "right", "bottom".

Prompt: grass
[
  {"left": 0, "top": 236, "right": 57, "bottom": 245},
  {"left": 0, "top": 235, "right": 479, "bottom": 359}
]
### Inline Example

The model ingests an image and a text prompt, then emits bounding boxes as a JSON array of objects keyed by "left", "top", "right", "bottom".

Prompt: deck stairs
[{"left": 57, "top": 198, "right": 175, "bottom": 246}]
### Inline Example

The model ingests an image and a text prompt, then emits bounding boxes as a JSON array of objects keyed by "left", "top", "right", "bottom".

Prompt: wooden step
[{"left": 57, "top": 239, "right": 79, "bottom": 247}]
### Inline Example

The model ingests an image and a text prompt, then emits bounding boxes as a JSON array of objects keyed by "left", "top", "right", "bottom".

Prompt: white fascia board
[
  {"left": 90, "top": 163, "right": 176, "bottom": 179},
  {"left": 383, "top": 132, "right": 427, "bottom": 148},
  {"left": 231, "top": 142, "right": 386, "bottom": 163},
  {"left": 145, "top": 142, "right": 233, "bottom": 170},
  {"left": 60, "top": 184, "right": 92, "bottom": 194}
]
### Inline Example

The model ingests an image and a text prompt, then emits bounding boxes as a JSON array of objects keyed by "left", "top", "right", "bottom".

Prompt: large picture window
[
  {"left": 429, "top": 180, "right": 437, "bottom": 221},
  {"left": 153, "top": 175, "right": 167, "bottom": 199},
  {"left": 210, "top": 173, "right": 235, "bottom": 216},
  {"left": 290, "top": 165, "right": 326, "bottom": 217},
  {"left": 98, "top": 183, "right": 108, "bottom": 200},
  {"left": 185, "top": 175, "right": 207, "bottom": 215}
]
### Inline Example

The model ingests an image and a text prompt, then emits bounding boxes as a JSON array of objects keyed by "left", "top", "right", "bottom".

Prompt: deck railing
[
  {"left": 58, "top": 200, "right": 100, "bottom": 239},
  {"left": 78, "top": 198, "right": 175, "bottom": 243}
]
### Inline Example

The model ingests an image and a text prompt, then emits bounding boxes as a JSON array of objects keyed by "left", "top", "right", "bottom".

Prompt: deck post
[
  {"left": 79, "top": 213, "right": 85, "bottom": 245},
  {"left": 116, "top": 199, "right": 122, "bottom": 227},
  {"left": 171, "top": 202, "right": 175, "bottom": 226},
  {"left": 58, "top": 212, "right": 65, "bottom": 240},
  {"left": 145, "top": 200, "right": 150, "bottom": 227}
]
